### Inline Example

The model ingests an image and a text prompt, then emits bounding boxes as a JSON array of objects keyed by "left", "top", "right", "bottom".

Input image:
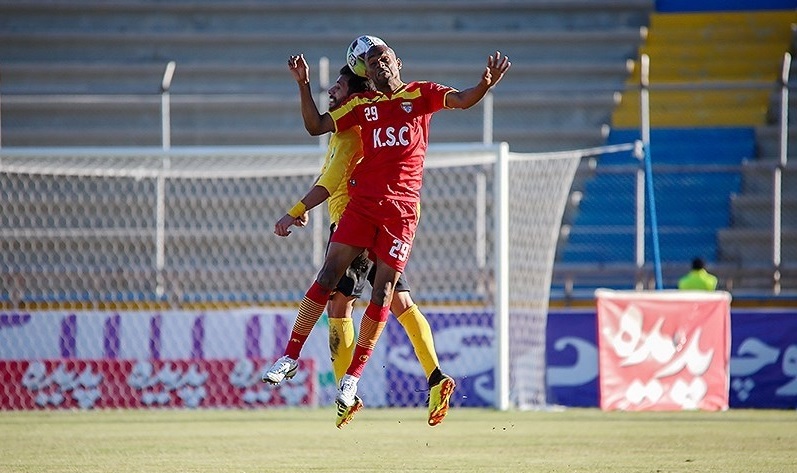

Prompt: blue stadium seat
[
  {"left": 561, "top": 127, "right": 750, "bottom": 265},
  {"left": 600, "top": 127, "right": 755, "bottom": 165}
]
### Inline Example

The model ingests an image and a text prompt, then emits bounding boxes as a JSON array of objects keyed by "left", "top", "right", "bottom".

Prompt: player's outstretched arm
[
  {"left": 288, "top": 54, "right": 335, "bottom": 136},
  {"left": 274, "top": 185, "right": 331, "bottom": 237},
  {"left": 445, "top": 51, "right": 511, "bottom": 110}
]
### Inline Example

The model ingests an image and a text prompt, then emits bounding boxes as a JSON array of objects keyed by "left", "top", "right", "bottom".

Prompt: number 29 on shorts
[{"left": 389, "top": 238, "right": 410, "bottom": 262}]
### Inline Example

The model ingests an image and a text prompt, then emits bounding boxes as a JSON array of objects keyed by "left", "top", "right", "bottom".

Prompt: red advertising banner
[
  {"left": 596, "top": 289, "right": 731, "bottom": 411},
  {"left": 0, "top": 358, "right": 315, "bottom": 410}
]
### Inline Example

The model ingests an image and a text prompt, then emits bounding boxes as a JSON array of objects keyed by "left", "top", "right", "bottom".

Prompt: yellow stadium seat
[{"left": 614, "top": 10, "right": 796, "bottom": 128}]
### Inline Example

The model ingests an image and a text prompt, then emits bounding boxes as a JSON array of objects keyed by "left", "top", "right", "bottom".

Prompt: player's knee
[
  {"left": 316, "top": 271, "right": 338, "bottom": 291},
  {"left": 316, "top": 262, "right": 342, "bottom": 290},
  {"left": 328, "top": 294, "right": 354, "bottom": 319},
  {"left": 372, "top": 281, "right": 394, "bottom": 307},
  {"left": 390, "top": 291, "right": 413, "bottom": 315}
]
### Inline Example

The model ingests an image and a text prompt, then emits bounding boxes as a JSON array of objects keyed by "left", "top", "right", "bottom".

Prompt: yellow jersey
[{"left": 315, "top": 126, "right": 363, "bottom": 224}]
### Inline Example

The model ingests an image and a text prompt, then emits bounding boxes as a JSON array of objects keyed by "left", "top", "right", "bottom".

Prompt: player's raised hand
[
  {"left": 288, "top": 54, "right": 310, "bottom": 84},
  {"left": 481, "top": 51, "right": 511, "bottom": 88}
]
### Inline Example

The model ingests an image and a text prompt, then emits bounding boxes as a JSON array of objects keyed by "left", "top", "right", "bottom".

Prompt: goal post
[{"left": 0, "top": 142, "right": 634, "bottom": 410}]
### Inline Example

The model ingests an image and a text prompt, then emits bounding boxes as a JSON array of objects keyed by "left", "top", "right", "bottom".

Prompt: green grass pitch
[{"left": 1, "top": 407, "right": 795, "bottom": 472}]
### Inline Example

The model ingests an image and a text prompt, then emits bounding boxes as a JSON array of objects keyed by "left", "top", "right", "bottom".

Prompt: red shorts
[{"left": 331, "top": 197, "right": 419, "bottom": 273}]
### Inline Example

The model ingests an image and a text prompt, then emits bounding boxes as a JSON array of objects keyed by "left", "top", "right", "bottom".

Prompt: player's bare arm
[
  {"left": 274, "top": 185, "right": 331, "bottom": 237},
  {"left": 445, "top": 51, "right": 511, "bottom": 109},
  {"left": 288, "top": 54, "right": 335, "bottom": 135}
]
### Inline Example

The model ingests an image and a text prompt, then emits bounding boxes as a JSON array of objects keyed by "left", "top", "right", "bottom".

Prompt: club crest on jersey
[{"left": 401, "top": 101, "right": 413, "bottom": 113}]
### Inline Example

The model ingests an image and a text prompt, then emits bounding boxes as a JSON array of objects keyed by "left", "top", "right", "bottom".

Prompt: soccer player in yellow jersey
[{"left": 270, "top": 65, "right": 455, "bottom": 428}]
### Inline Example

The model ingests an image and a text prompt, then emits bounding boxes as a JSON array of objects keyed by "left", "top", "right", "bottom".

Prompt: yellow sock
[
  {"left": 329, "top": 317, "right": 355, "bottom": 383},
  {"left": 397, "top": 304, "right": 439, "bottom": 379}
]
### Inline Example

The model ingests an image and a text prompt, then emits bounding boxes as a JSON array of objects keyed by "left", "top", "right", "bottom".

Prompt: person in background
[{"left": 678, "top": 258, "right": 718, "bottom": 291}]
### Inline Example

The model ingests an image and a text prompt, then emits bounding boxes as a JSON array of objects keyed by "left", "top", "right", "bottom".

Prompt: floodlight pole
[
  {"left": 156, "top": 60, "right": 176, "bottom": 298},
  {"left": 773, "top": 52, "right": 791, "bottom": 294},
  {"left": 312, "top": 57, "right": 331, "bottom": 267},
  {"left": 161, "top": 61, "right": 176, "bottom": 150},
  {"left": 318, "top": 56, "right": 330, "bottom": 150},
  {"left": 640, "top": 54, "right": 662, "bottom": 289},
  {"left": 483, "top": 92, "right": 493, "bottom": 144},
  {"left": 635, "top": 56, "right": 648, "bottom": 288}
]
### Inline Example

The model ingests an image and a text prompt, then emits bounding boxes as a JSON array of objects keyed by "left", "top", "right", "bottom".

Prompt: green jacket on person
[{"left": 678, "top": 269, "right": 718, "bottom": 291}]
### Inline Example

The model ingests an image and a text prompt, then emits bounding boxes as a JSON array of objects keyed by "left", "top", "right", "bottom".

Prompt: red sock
[
  {"left": 285, "top": 281, "right": 330, "bottom": 359},
  {"left": 347, "top": 302, "right": 389, "bottom": 377}
]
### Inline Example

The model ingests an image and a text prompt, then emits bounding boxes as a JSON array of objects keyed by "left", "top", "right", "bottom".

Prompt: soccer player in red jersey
[
  {"left": 265, "top": 43, "right": 510, "bottom": 425},
  {"left": 269, "top": 64, "right": 455, "bottom": 428}
]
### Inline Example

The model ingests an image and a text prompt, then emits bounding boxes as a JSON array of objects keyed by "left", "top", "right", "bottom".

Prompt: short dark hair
[
  {"left": 338, "top": 65, "right": 371, "bottom": 94},
  {"left": 691, "top": 258, "right": 706, "bottom": 270}
]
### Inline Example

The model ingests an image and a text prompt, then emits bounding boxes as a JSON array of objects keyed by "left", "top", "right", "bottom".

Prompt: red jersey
[{"left": 328, "top": 81, "right": 455, "bottom": 203}]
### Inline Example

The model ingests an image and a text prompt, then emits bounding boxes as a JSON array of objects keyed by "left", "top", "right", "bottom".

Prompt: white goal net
[{"left": 0, "top": 143, "right": 631, "bottom": 410}]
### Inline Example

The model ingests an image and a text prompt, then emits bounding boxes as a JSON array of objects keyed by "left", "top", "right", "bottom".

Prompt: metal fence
[{"left": 1, "top": 54, "right": 796, "bottom": 299}]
